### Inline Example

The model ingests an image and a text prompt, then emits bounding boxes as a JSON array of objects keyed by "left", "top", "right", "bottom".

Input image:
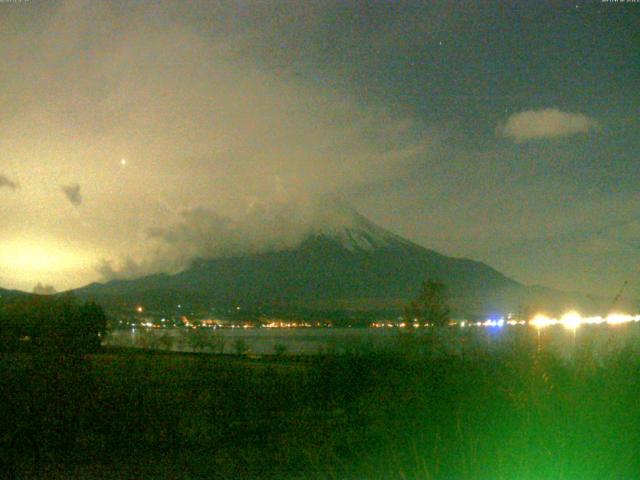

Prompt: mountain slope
[
  {"left": 74, "top": 213, "right": 617, "bottom": 317},
  {"left": 0, "top": 287, "right": 29, "bottom": 301}
]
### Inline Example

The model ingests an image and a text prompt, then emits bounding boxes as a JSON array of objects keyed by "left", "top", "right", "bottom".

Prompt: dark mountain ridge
[
  {"left": 0, "top": 288, "right": 28, "bottom": 301},
  {"left": 72, "top": 212, "right": 625, "bottom": 318}
]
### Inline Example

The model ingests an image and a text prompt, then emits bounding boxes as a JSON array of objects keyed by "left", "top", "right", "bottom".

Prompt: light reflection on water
[{"left": 104, "top": 323, "right": 640, "bottom": 359}]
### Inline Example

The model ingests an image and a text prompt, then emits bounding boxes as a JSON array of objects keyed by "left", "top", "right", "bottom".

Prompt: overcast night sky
[{"left": 0, "top": 0, "right": 638, "bottom": 296}]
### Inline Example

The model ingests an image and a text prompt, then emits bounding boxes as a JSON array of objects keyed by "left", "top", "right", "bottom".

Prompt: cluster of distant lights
[
  {"left": 372, "top": 312, "right": 640, "bottom": 330},
  {"left": 131, "top": 321, "right": 333, "bottom": 330},
  {"left": 263, "top": 321, "right": 331, "bottom": 328},
  {"left": 131, "top": 304, "right": 640, "bottom": 331},
  {"left": 459, "top": 312, "right": 640, "bottom": 330},
  {"left": 528, "top": 312, "right": 640, "bottom": 330}
]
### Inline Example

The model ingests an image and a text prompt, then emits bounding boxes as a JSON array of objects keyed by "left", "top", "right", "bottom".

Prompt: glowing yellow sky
[{"left": 0, "top": 239, "right": 99, "bottom": 292}]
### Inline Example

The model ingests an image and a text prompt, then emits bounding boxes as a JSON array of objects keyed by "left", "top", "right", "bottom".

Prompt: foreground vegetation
[
  {"left": 0, "top": 294, "right": 106, "bottom": 354},
  {"left": 1, "top": 330, "right": 640, "bottom": 479}
]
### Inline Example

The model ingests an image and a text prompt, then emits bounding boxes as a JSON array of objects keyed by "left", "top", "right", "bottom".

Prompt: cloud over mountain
[
  {"left": 497, "top": 108, "right": 600, "bottom": 143},
  {"left": 97, "top": 194, "right": 363, "bottom": 281}
]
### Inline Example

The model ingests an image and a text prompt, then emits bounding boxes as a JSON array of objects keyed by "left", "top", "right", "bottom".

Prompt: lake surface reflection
[{"left": 105, "top": 323, "right": 640, "bottom": 359}]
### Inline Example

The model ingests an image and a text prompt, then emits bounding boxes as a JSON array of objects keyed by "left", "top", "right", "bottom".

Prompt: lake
[{"left": 104, "top": 323, "right": 640, "bottom": 360}]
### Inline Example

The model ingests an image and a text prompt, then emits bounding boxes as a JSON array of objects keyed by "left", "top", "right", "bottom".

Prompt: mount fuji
[{"left": 73, "top": 209, "right": 614, "bottom": 318}]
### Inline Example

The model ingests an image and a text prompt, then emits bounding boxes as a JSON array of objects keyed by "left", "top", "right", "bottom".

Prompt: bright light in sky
[
  {"left": 0, "top": 240, "right": 96, "bottom": 290},
  {"left": 1, "top": 243, "right": 71, "bottom": 271},
  {"left": 120, "top": 158, "right": 127, "bottom": 166}
]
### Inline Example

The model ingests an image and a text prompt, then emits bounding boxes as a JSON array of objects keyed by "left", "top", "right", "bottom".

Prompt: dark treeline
[{"left": 0, "top": 294, "right": 107, "bottom": 353}]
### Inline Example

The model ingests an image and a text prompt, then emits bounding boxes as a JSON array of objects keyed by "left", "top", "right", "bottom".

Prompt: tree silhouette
[
  {"left": 0, "top": 295, "right": 107, "bottom": 353},
  {"left": 405, "top": 279, "right": 450, "bottom": 327},
  {"left": 77, "top": 300, "right": 108, "bottom": 351}
]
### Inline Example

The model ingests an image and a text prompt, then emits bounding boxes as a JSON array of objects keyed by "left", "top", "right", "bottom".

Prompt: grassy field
[{"left": 1, "top": 332, "right": 640, "bottom": 479}]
